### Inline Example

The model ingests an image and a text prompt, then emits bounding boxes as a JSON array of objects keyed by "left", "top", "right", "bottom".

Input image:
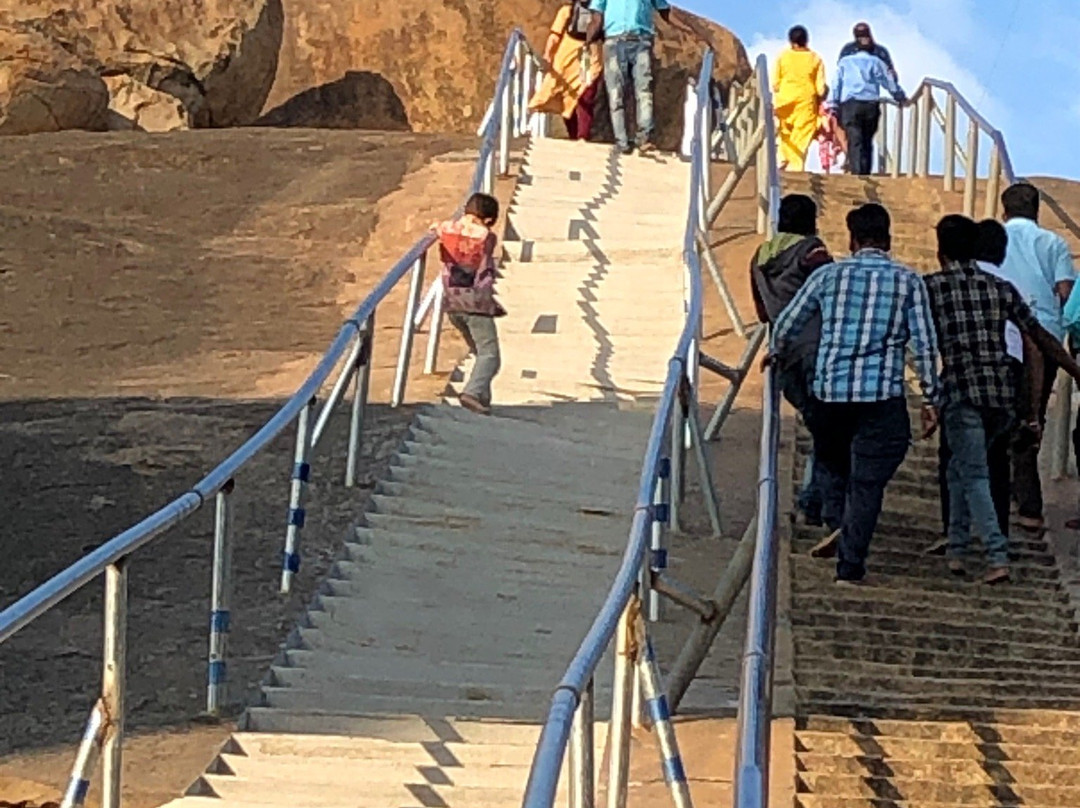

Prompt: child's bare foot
[{"left": 459, "top": 393, "right": 491, "bottom": 416}]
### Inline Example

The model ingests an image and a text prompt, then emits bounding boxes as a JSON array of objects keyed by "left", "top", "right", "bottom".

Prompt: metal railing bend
[{"left": 0, "top": 29, "right": 547, "bottom": 808}]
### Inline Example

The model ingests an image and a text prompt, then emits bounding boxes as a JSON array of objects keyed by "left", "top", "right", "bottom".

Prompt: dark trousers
[
  {"left": 1013, "top": 358, "right": 1059, "bottom": 520},
  {"left": 565, "top": 81, "right": 600, "bottom": 141},
  {"left": 839, "top": 100, "right": 880, "bottom": 176},
  {"left": 939, "top": 422, "right": 1011, "bottom": 538},
  {"left": 806, "top": 397, "right": 910, "bottom": 581},
  {"left": 780, "top": 357, "right": 824, "bottom": 521}
]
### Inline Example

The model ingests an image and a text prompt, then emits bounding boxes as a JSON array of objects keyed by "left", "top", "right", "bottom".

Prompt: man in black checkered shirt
[{"left": 925, "top": 215, "right": 1080, "bottom": 584}]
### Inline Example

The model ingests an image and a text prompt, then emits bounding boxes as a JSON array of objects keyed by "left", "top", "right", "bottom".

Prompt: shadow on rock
[{"left": 256, "top": 71, "right": 410, "bottom": 131}]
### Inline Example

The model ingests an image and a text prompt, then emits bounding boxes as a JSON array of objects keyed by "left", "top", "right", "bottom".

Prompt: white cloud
[{"left": 746, "top": 0, "right": 1007, "bottom": 174}]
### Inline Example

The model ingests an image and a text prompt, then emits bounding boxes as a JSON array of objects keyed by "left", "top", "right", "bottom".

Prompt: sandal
[
  {"left": 947, "top": 559, "right": 966, "bottom": 577},
  {"left": 983, "top": 566, "right": 1011, "bottom": 585},
  {"left": 1066, "top": 517, "right": 1080, "bottom": 531}
]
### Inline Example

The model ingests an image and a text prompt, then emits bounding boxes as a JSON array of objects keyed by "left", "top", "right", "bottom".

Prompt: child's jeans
[{"left": 448, "top": 312, "right": 501, "bottom": 406}]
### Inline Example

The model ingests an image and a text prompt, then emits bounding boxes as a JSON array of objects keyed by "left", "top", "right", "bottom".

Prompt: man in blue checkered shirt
[{"left": 771, "top": 203, "right": 940, "bottom": 583}]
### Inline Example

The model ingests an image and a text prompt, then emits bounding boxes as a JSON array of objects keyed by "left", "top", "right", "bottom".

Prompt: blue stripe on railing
[
  {"left": 210, "top": 609, "right": 230, "bottom": 633},
  {"left": 662, "top": 755, "right": 688, "bottom": 785},
  {"left": 208, "top": 660, "right": 227, "bottom": 685},
  {"left": 283, "top": 552, "right": 301, "bottom": 573},
  {"left": 287, "top": 508, "right": 306, "bottom": 528},
  {"left": 293, "top": 462, "right": 311, "bottom": 482}
]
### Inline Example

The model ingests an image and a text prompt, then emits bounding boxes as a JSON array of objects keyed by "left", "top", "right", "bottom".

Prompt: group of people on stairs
[
  {"left": 773, "top": 22, "right": 905, "bottom": 174},
  {"left": 756, "top": 182, "right": 1080, "bottom": 586},
  {"left": 528, "top": 0, "right": 695, "bottom": 154}
]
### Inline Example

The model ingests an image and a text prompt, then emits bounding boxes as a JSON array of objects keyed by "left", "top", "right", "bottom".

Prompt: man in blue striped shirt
[{"left": 772, "top": 204, "right": 940, "bottom": 583}]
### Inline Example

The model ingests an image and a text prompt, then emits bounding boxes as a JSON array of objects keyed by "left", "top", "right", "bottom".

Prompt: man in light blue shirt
[
  {"left": 991, "top": 182, "right": 1076, "bottom": 530},
  {"left": 587, "top": 0, "right": 671, "bottom": 154},
  {"left": 827, "top": 33, "right": 905, "bottom": 175}
]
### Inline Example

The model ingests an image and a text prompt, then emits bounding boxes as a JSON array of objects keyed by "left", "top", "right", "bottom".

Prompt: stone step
[
  {"left": 796, "top": 771, "right": 1080, "bottom": 805},
  {"left": 796, "top": 795, "right": 1023, "bottom": 808},
  {"left": 191, "top": 775, "right": 535, "bottom": 806},
  {"left": 794, "top": 640, "right": 1080, "bottom": 671},
  {"left": 790, "top": 592, "right": 1075, "bottom": 631},
  {"left": 795, "top": 730, "right": 1080, "bottom": 765},
  {"left": 790, "top": 559, "right": 1067, "bottom": 603},
  {"left": 793, "top": 627, "right": 1080, "bottom": 660},
  {"left": 797, "top": 688, "right": 1080, "bottom": 717},
  {"left": 790, "top": 608, "right": 1076, "bottom": 646},
  {"left": 795, "top": 670, "right": 1080, "bottom": 701},
  {"left": 789, "top": 525, "right": 1054, "bottom": 559},
  {"left": 796, "top": 752, "right": 1080, "bottom": 786},
  {"left": 501, "top": 239, "right": 678, "bottom": 264},
  {"left": 797, "top": 711, "right": 1080, "bottom": 736}
]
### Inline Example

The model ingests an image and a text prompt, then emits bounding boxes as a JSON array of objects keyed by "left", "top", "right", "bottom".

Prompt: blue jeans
[
  {"left": 602, "top": 37, "right": 655, "bottom": 150},
  {"left": 944, "top": 402, "right": 1012, "bottom": 567}
]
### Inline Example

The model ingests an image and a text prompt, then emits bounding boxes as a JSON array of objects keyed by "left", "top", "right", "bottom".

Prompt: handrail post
[
  {"left": 569, "top": 677, "right": 595, "bottom": 808},
  {"left": 917, "top": 87, "right": 932, "bottom": 177},
  {"left": 499, "top": 71, "right": 513, "bottom": 176},
  {"left": 346, "top": 317, "right": 374, "bottom": 487},
  {"left": 392, "top": 252, "right": 427, "bottom": 407},
  {"left": 875, "top": 104, "right": 888, "bottom": 175},
  {"left": 281, "top": 397, "right": 315, "bottom": 593},
  {"left": 102, "top": 558, "right": 128, "bottom": 808},
  {"left": 423, "top": 283, "right": 445, "bottom": 375},
  {"left": 206, "top": 479, "right": 234, "bottom": 716},
  {"left": 606, "top": 601, "right": 637, "bottom": 808},
  {"left": 963, "top": 118, "right": 980, "bottom": 218},
  {"left": 755, "top": 142, "right": 767, "bottom": 235},
  {"left": 984, "top": 144, "right": 1003, "bottom": 220},
  {"left": 648, "top": 458, "right": 671, "bottom": 621},
  {"left": 906, "top": 99, "right": 919, "bottom": 177},
  {"left": 943, "top": 93, "right": 957, "bottom": 192},
  {"left": 522, "top": 54, "right": 534, "bottom": 138},
  {"left": 890, "top": 105, "right": 903, "bottom": 178}
]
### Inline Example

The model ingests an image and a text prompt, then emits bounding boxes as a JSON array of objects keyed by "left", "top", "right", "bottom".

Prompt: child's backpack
[{"left": 565, "top": 0, "right": 592, "bottom": 41}]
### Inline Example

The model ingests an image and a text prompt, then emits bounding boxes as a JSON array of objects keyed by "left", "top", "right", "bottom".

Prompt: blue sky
[{"left": 681, "top": 0, "right": 1080, "bottom": 180}]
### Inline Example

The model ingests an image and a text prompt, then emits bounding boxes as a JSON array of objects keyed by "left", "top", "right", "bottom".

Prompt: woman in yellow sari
[
  {"left": 773, "top": 25, "right": 826, "bottom": 172},
  {"left": 528, "top": 1, "right": 604, "bottom": 140}
]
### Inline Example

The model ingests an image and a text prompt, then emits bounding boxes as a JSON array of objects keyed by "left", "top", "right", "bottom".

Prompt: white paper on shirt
[{"left": 1005, "top": 321, "right": 1024, "bottom": 362}]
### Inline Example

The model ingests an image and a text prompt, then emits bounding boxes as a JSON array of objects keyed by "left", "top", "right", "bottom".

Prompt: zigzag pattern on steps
[{"left": 162, "top": 139, "right": 695, "bottom": 808}]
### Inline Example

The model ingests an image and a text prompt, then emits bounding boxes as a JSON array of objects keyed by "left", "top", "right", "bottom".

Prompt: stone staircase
[
  {"left": 780, "top": 173, "right": 1080, "bottom": 808},
  {"left": 159, "top": 139, "right": 692, "bottom": 808}
]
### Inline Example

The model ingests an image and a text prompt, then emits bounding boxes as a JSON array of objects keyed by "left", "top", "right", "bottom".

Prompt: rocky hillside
[{"left": 0, "top": 0, "right": 749, "bottom": 149}]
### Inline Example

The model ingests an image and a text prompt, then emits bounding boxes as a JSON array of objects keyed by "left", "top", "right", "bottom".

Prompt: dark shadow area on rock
[
  {"left": 0, "top": 397, "right": 416, "bottom": 755},
  {"left": 256, "top": 71, "right": 410, "bottom": 131}
]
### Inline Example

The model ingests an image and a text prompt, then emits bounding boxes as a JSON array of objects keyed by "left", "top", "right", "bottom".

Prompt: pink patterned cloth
[{"left": 434, "top": 217, "right": 506, "bottom": 317}]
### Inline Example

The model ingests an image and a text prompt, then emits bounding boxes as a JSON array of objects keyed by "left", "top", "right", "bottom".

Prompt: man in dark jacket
[
  {"left": 839, "top": 22, "right": 896, "bottom": 80},
  {"left": 751, "top": 194, "right": 834, "bottom": 523}
]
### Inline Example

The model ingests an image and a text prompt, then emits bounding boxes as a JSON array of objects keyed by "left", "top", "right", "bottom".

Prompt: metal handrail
[
  {"left": 0, "top": 27, "right": 544, "bottom": 808},
  {"left": 731, "top": 54, "right": 783, "bottom": 808},
  {"left": 521, "top": 48, "right": 716, "bottom": 808}
]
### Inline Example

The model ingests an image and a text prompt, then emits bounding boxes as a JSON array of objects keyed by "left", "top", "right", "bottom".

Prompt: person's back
[
  {"left": 774, "top": 47, "right": 825, "bottom": 110},
  {"left": 830, "top": 47, "right": 901, "bottom": 106}
]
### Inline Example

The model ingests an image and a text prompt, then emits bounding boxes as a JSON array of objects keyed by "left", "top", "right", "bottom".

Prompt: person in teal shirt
[
  {"left": 587, "top": 0, "right": 672, "bottom": 155},
  {"left": 991, "top": 183, "right": 1076, "bottom": 531}
]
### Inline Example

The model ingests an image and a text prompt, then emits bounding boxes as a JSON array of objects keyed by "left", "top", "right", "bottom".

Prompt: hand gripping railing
[
  {"left": 0, "top": 28, "right": 543, "bottom": 808},
  {"left": 521, "top": 48, "right": 716, "bottom": 808}
]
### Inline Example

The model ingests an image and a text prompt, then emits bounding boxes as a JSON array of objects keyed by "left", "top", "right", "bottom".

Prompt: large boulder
[
  {"left": 263, "top": 0, "right": 751, "bottom": 149},
  {"left": 0, "top": 0, "right": 285, "bottom": 128},
  {"left": 0, "top": 19, "right": 108, "bottom": 134}
]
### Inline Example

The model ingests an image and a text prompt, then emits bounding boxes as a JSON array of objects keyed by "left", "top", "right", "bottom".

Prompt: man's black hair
[
  {"left": 465, "top": 192, "right": 500, "bottom": 224},
  {"left": 788, "top": 25, "right": 809, "bottom": 48},
  {"left": 778, "top": 194, "right": 817, "bottom": 236},
  {"left": 976, "top": 219, "right": 1008, "bottom": 266},
  {"left": 1001, "top": 182, "right": 1040, "bottom": 221},
  {"left": 846, "top": 203, "right": 891, "bottom": 247},
  {"left": 936, "top": 214, "right": 980, "bottom": 263}
]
